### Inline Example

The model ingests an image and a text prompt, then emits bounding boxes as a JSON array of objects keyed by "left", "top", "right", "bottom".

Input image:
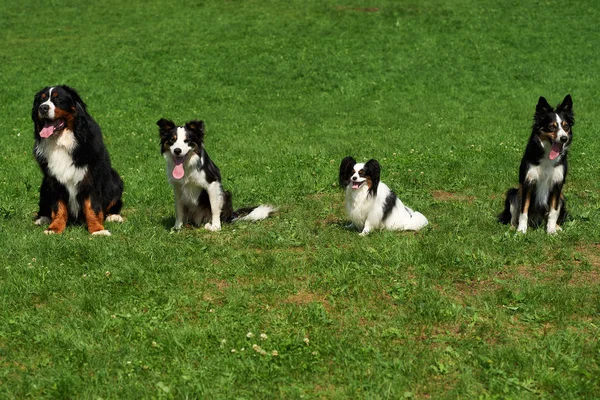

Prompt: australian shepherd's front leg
[{"left": 516, "top": 184, "right": 532, "bottom": 234}]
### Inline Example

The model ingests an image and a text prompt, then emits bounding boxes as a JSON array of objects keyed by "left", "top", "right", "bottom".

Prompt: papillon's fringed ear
[
  {"left": 364, "top": 159, "right": 380, "bottom": 196},
  {"left": 557, "top": 94, "right": 574, "bottom": 125},
  {"left": 185, "top": 120, "right": 205, "bottom": 140},
  {"left": 339, "top": 156, "right": 356, "bottom": 188},
  {"left": 156, "top": 118, "right": 176, "bottom": 137},
  {"left": 535, "top": 96, "right": 553, "bottom": 115}
]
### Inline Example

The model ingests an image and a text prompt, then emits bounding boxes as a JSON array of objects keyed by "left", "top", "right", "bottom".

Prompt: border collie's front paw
[{"left": 204, "top": 223, "right": 221, "bottom": 232}]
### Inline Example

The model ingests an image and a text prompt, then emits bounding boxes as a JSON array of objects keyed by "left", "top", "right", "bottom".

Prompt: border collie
[
  {"left": 157, "top": 118, "right": 275, "bottom": 230},
  {"left": 32, "top": 85, "right": 124, "bottom": 235},
  {"left": 498, "top": 94, "right": 574, "bottom": 234},
  {"left": 339, "top": 157, "right": 428, "bottom": 235}
]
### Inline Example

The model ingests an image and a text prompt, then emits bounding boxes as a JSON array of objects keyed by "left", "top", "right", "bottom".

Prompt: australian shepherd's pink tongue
[
  {"left": 172, "top": 158, "right": 185, "bottom": 179},
  {"left": 549, "top": 142, "right": 562, "bottom": 160}
]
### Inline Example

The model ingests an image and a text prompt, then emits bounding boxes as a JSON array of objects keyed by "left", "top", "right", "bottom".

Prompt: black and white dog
[
  {"left": 157, "top": 119, "right": 275, "bottom": 230},
  {"left": 32, "top": 85, "right": 124, "bottom": 235},
  {"left": 339, "top": 157, "right": 428, "bottom": 235},
  {"left": 498, "top": 95, "right": 574, "bottom": 234}
]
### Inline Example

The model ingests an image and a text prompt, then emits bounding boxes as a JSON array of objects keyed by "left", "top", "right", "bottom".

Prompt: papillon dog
[
  {"left": 158, "top": 118, "right": 275, "bottom": 230},
  {"left": 339, "top": 157, "right": 428, "bottom": 235},
  {"left": 498, "top": 95, "right": 574, "bottom": 234}
]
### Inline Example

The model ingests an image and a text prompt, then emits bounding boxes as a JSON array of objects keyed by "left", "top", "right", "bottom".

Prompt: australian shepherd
[
  {"left": 339, "top": 156, "right": 428, "bottom": 235},
  {"left": 32, "top": 85, "right": 124, "bottom": 235},
  {"left": 157, "top": 118, "right": 275, "bottom": 230},
  {"left": 498, "top": 95, "right": 574, "bottom": 234}
]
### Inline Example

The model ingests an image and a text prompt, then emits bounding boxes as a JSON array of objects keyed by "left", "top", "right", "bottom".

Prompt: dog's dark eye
[
  {"left": 41, "top": 93, "right": 47, "bottom": 100},
  {"left": 358, "top": 169, "right": 365, "bottom": 176},
  {"left": 52, "top": 92, "right": 58, "bottom": 98},
  {"left": 562, "top": 122, "right": 569, "bottom": 131}
]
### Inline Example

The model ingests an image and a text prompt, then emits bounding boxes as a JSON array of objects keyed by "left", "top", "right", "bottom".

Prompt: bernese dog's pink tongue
[
  {"left": 40, "top": 123, "right": 55, "bottom": 138},
  {"left": 549, "top": 142, "right": 562, "bottom": 160},
  {"left": 172, "top": 159, "right": 185, "bottom": 179}
]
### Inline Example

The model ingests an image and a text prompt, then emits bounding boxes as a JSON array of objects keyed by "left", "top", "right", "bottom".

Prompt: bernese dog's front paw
[
  {"left": 91, "top": 230, "right": 112, "bottom": 236},
  {"left": 106, "top": 214, "right": 124, "bottom": 223}
]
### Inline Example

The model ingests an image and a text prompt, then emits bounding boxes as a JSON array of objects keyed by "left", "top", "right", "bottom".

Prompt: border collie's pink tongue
[
  {"left": 549, "top": 142, "right": 563, "bottom": 160},
  {"left": 172, "top": 158, "right": 185, "bottom": 179},
  {"left": 40, "top": 120, "right": 63, "bottom": 138}
]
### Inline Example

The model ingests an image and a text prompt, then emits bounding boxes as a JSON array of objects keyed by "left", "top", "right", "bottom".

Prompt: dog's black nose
[
  {"left": 39, "top": 104, "right": 49, "bottom": 114},
  {"left": 560, "top": 136, "right": 568, "bottom": 143},
  {"left": 351, "top": 176, "right": 357, "bottom": 181},
  {"left": 174, "top": 148, "right": 182, "bottom": 156}
]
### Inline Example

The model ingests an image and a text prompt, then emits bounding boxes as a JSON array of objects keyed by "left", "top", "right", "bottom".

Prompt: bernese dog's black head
[
  {"left": 339, "top": 156, "right": 380, "bottom": 195},
  {"left": 32, "top": 85, "right": 87, "bottom": 139},
  {"left": 157, "top": 119, "right": 206, "bottom": 179},
  {"left": 533, "top": 94, "right": 574, "bottom": 161}
]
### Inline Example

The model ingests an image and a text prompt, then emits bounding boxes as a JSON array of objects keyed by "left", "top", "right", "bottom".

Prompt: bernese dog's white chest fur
[{"left": 35, "top": 130, "right": 88, "bottom": 216}]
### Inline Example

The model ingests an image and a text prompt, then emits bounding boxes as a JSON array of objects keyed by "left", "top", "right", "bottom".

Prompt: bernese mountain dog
[
  {"left": 157, "top": 118, "right": 275, "bottom": 231},
  {"left": 32, "top": 85, "right": 124, "bottom": 235}
]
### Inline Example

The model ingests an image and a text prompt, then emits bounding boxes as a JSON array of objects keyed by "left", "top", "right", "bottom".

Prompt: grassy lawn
[{"left": 2, "top": 0, "right": 600, "bottom": 398}]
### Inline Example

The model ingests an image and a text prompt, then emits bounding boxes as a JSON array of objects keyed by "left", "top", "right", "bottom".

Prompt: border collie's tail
[
  {"left": 233, "top": 205, "right": 277, "bottom": 222},
  {"left": 498, "top": 188, "right": 518, "bottom": 224}
]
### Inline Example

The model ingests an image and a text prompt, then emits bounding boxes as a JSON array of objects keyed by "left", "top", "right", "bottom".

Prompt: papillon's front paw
[{"left": 106, "top": 214, "right": 124, "bottom": 223}]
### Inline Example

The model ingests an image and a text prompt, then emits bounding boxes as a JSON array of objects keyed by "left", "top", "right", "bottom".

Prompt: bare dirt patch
[{"left": 284, "top": 290, "right": 331, "bottom": 310}]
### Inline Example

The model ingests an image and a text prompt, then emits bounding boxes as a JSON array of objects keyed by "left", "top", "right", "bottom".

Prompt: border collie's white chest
[
  {"left": 526, "top": 158, "right": 564, "bottom": 207},
  {"left": 35, "top": 130, "right": 88, "bottom": 216},
  {"left": 167, "top": 155, "right": 209, "bottom": 207}
]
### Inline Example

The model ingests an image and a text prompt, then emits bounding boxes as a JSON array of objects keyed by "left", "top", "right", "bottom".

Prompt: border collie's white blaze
[
  {"left": 339, "top": 157, "right": 428, "bottom": 236},
  {"left": 158, "top": 118, "right": 276, "bottom": 231}
]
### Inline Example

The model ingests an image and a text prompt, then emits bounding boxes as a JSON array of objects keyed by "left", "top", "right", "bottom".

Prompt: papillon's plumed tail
[
  {"left": 405, "top": 210, "right": 428, "bottom": 231},
  {"left": 233, "top": 205, "right": 277, "bottom": 222}
]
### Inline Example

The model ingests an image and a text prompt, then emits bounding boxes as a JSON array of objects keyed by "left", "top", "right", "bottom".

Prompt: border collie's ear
[
  {"left": 185, "top": 120, "right": 205, "bottom": 138},
  {"left": 60, "top": 85, "right": 88, "bottom": 115},
  {"left": 339, "top": 156, "right": 356, "bottom": 188},
  {"left": 364, "top": 159, "right": 380, "bottom": 196},
  {"left": 157, "top": 118, "right": 176, "bottom": 137},
  {"left": 557, "top": 94, "right": 574, "bottom": 125},
  {"left": 535, "top": 96, "right": 553, "bottom": 114}
]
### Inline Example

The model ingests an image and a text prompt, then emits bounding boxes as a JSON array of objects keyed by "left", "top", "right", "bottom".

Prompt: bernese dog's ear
[
  {"left": 535, "top": 96, "right": 553, "bottom": 115},
  {"left": 364, "top": 159, "right": 380, "bottom": 196},
  {"left": 157, "top": 118, "right": 176, "bottom": 137},
  {"left": 60, "top": 85, "right": 88, "bottom": 115},
  {"left": 339, "top": 156, "right": 356, "bottom": 188},
  {"left": 557, "top": 94, "right": 574, "bottom": 126},
  {"left": 185, "top": 120, "right": 205, "bottom": 140}
]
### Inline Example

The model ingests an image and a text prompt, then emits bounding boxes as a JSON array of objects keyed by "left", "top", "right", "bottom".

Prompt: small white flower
[
  {"left": 209, "top": 309, "right": 215, "bottom": 313},
  {"left": 231, "top": 349, "right": 236, "bottom": 353},
  {"left": 303, "top": 337, "right": 310, "bottom": 345},
  {"left": 247, "top": 332, "right": 254, "bottom": 338},
  {"left": 272, "top": 350, "right": 279, "bottom": 356},
  {"left": 260, "top": 333, "right": 268, "bottom": 341}
]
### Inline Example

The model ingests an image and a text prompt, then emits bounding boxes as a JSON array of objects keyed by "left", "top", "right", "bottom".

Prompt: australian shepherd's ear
[
  {"left": 339, "top": 156, "right": 357, "bottom": 188},
  {"left": 185, "top": 120, "right": 205, "bottom": 140},
  {"left": 556, "top": 94, "right": 574, "bottom": 125},
  {"left": 157, "top": 118, "right": 176, "bottom": 135},
  {"left": 535, "top": 96, "right": 553, "bottom": 115},
  {"left": 363, "top": 159, "right": 380, "bottom": 195}
]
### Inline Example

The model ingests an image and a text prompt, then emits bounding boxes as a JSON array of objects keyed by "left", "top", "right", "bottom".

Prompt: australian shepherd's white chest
[
  {"left": 499, "top": 94, "right": 574, "bottom": 234},
  {"left": 157, "top": 118, "right": 275, "bottom": 231},
  {"left": 339, "top": 156, "right": 428, "bottom": 235}
]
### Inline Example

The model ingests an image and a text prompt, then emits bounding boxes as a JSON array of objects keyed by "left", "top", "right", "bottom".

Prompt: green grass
[{"left": 2, "top": 0, "right": 600, "bottom": 398}]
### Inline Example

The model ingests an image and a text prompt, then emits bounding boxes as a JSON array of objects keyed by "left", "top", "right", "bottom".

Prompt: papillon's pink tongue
[
  {"left": 39, "top": 123, "right": 55, "bottom": 138},
  {"left": 172, "top": 159, "right": 185, "bottom": 179},
  {"left": 549, "top": 143, "right": 562, "bottom": 160}
]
